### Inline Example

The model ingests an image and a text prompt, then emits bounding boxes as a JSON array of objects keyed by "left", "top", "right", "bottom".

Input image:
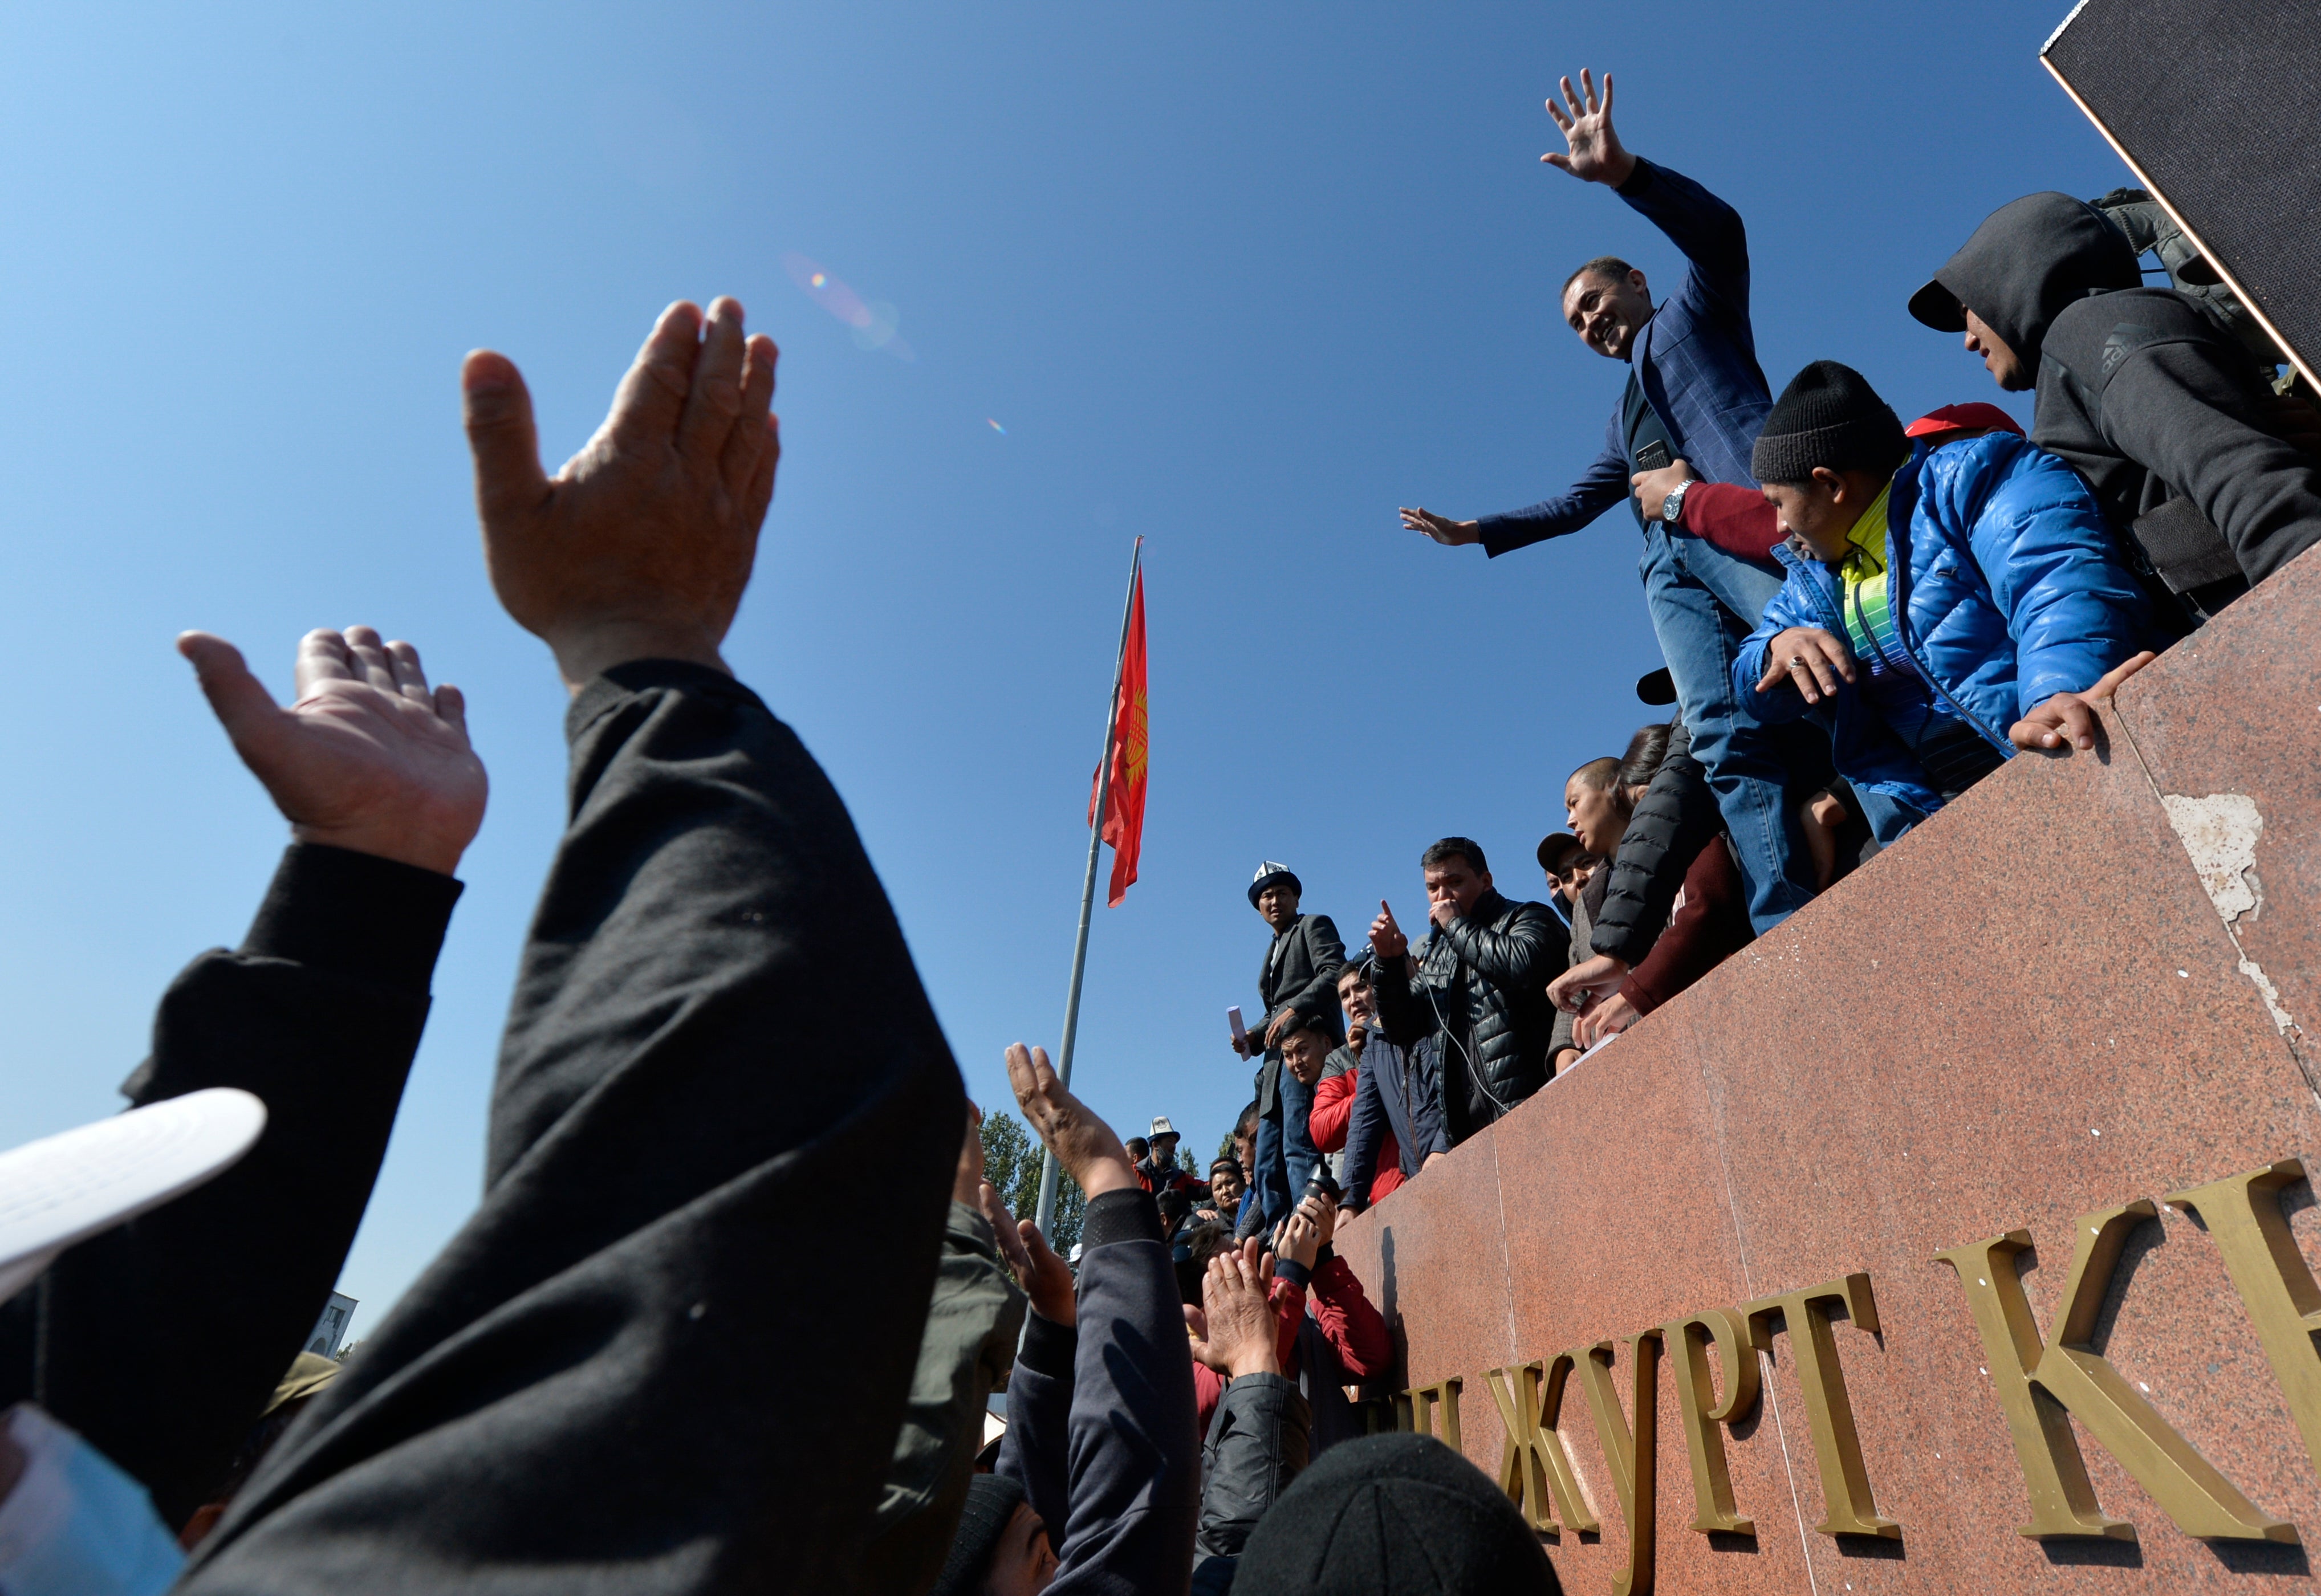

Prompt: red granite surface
[{"left": 1332, "top": 544, "right": 2321, "bottom": 1594}]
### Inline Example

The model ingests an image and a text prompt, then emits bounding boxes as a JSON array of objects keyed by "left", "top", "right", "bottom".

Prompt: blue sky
[{"left": 0, "top": 1, "right": 2138, "bottom": 1330}]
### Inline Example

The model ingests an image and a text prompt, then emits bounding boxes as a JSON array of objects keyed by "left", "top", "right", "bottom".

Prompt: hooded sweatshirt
[{"left": 1914, "top": 193, "right": 2321, "bottom": 605}]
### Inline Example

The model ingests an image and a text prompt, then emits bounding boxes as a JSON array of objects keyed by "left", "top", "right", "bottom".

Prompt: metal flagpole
[{"left": 1035, "top": 535, "right": 1144, "bottom": 1235}]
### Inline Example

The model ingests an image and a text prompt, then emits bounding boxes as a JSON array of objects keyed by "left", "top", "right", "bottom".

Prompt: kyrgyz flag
[{"left": 1089, "top": 568, "right": 1148, "bottom": 906}]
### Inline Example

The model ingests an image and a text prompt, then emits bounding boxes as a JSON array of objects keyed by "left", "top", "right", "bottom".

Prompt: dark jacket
[
  {"left": 1339, "top": 1031, "right": 1446, "bottom": 1209},
  {"left": 1922, "top": 192, "right": 2321, "bottom": 602},
  {"left": 1548, "top": 870, "right": 1612, "bottom": 1061},
  {"left": 1620, "top": 836, "right": 1753, "bottom": 1015},
  {"left": 1590, "top": 722, "right": 1720, "bottom": 968},
  {"left": 998, "top": 1188, "right": 1202, "bottom": 1595},
  {"left": 0, "top": 845, "right": 458, "bottom": 1530},
  {"left": 182, "top": 662, "right": 966, "bottom": 1596},
  {"left": 1251, "top": 913, "right": 1346, "bottom": 1116},
  {"left": 1194, "top": 1372, "right": 1310, "bottom": 1562},
  {"left": 1373, "top": 890, "right": 1559, "bottom": 1139},
  {"left": 1477, "top": 158, "right": 1775, "bottom": 553},
  {"left": 1735, "top": 434, "right": 2151, "bottom": 818}
]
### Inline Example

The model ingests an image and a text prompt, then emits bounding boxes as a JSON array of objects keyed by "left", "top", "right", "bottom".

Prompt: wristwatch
[{"left": 1661, "top": 478, "right": 1694, "bottom": 526}]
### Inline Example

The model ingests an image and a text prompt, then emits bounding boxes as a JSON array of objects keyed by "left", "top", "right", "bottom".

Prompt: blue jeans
[
  {"left": 1252, "top": 1061, "right": 1320, "bottom": 1232},
  {"left": 1639, "top": 524, "right": 1818, "bottom": 934}
]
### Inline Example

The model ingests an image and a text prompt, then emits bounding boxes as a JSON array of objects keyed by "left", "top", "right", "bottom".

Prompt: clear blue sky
[{"left": 0, "top": 1, "right": 2136, "bottom": 1330}]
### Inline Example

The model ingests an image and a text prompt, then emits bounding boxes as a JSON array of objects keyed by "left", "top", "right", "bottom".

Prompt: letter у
[
  {"left": 1576, "top": 1333, "right": 1662, "bottom": 1596},
  {"left": 1937, "top": 1200, "right": 2295, "bottom": 1542}
]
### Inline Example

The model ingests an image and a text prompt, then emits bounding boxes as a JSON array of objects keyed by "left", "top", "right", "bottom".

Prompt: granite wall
[{"left": 1330, "top": 544, "right": 2321, "bottom": 1594}]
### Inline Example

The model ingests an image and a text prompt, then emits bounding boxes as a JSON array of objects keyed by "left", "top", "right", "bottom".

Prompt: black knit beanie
[
  {"left": 1750, "top": 360, "right": 1908, "bottom": 486},
  {"left": 930, "top": 1473, "right": 1027, "bottom": 1596},
  {"left": 1232, "top": 1434, "right": 1562, "bottom": 1594}
]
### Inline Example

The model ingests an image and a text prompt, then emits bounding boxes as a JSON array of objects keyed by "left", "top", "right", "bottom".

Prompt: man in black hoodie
[{"left": 1911, "top": 192, "right": 2321, "bottom": 621}]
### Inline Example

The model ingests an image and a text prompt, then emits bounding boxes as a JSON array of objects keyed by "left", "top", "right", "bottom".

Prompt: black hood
[{"left": 1909, "top": 192, "right": 2141, "bottom": 365}]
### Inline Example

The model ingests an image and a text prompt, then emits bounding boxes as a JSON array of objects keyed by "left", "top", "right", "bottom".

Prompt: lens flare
[
  {"left": 781, "top": 251, "right": 915, "bottom": 362},
  {"left": 987, "top": 418, "right": 1006, "bottom": 435}
]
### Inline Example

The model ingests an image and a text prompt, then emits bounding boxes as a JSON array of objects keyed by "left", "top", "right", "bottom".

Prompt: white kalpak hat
[
  {"left": 0, "top": 1088, "right": 267, "bottom": 1302},
  {"left": 1148, "top": 1116, "right": 1177, "bottom": 1140}
]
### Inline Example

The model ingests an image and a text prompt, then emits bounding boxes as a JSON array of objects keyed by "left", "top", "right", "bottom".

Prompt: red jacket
[
  {"left": 1620, "top": 834, "right": 1753, "bottom": 1014},
  {"left": 1190, "top": 1253, "right": 1391, "bottom": 1438},
  {"left": 1308, "top": 1068, "right": 1401, "bottom": 1202}
]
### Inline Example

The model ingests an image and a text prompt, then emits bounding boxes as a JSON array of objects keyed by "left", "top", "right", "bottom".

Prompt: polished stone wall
[{"left": 1331, "top": 544, "right": 2321, "bottom": 1594}]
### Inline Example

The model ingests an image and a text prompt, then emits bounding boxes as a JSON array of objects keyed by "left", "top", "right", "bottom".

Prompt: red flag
[{"left": 1088, "top": 567, "right": 1148, "bottom": 906}]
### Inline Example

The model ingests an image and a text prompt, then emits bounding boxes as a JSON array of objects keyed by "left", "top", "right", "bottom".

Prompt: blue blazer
[
  {"left": 1481, "top": 158, "right": 1776, "bottom": 554},
  {"left": 1733, "top": 432, "right": 2151, "bottom": 817}
]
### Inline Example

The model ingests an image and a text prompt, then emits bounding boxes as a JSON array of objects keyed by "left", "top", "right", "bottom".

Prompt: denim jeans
[
  {"left": 1639, "top": 524, "right": 1818, "bottom": 933},
  {"left": 1251, "top": 1061, "right": 1320, "bottom": 1232}
]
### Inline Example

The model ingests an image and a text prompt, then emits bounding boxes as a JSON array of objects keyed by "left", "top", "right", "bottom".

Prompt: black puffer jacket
[
  {"left": 1915, "top": 192, "right": 2321, "bottom": 610},
  {"left": 1591, "top": 722, "right": 1719, "bottom": 967},
  {"left": 1373, "top": 889, "right": 1559, "bottom": 1137}
]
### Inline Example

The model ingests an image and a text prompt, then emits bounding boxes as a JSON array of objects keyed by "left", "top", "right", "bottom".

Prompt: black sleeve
[
  {"left": 1340, "top": 1058, "right": 1387, "bottom": 1208},
  {"left": 1278, "top": 917, "right": 1347, "bottom": 1029},
  {"left": 26, "top": 842, "right": 458, "bottom": 1528},
  {"left": 1440, "top": 902, "right": 1559, "bottom": 991},
  {"left": 1369, "top": 950, "right": 1431, "bottom": 1050},
  {"left": 1193, "top": 1372, "right": 1311, "bottom": 1561},
  {"left": 1591, "top": 730, "right": 1722, "bottom": 966},
  {"left": 182, "top": 662, "right": 965, "bottom": 1596},
  {"left": 2100, "top": 340, "right": 2321, "bottom": 585}
]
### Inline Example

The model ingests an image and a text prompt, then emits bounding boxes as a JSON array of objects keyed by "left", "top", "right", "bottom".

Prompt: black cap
[
  {"left": 1751, "top": 361, "right": 1908, "bottom": 486},
  {"left": 1635, "top": 666, "right": 1676, "bottom": 706},
  {"left": 1535, "top": 832, "right": 1584, "bottom": 874},
  {"left": 1233, "top": 1434, "right": 1562, "bottom": 1594}
]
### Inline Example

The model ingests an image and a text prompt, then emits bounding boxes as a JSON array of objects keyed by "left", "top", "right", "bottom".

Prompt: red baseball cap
[{"left": 1906, "top": 402, "right": 2026, "bottom": 441}]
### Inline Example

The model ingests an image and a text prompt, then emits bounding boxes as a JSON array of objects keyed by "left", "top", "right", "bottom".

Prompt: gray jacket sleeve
[
  {"left": 1550, "top": 898, "right": 1592, "bottom": 1059},
  {"left": 1193, "top": 1373, "right": 1311, "bottom": 1563},
  {"left": 2100, "top": 339, "right": 2321, "bottom": 585},
  {"left": 864, "top": 1202, "right": 1027, "bottom": 1593},
  {"left": 1276, "top": 917, "right": 1348, "bottom": 1028},
  {"left": 1592, "top": 724, "right": 1720, "bottom": 966}
]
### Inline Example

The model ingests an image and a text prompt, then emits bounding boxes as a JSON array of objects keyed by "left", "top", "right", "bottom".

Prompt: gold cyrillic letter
[
  {"left": 1576, "top": 1333, "right": 1661, "bottom": 1596},
  {"left": 1667, "top": 1308, "right": 1758, "bottom": 1534},
  {"left": 1485, "top": 1358, "right": 1599, "bottom": 1534},
  {"left": 1936, "top": 1202, "right": 2294, "bottom": 1542},
  {"left": 2170, "top": 1161, "right": 2321, "bottom": 1482},
  {"left": 1403, "top": 1376, "right": 1463, "bottom": 1450},
  {"left": 1741, "top": 1273, "right": 1897, "bottom": 1538}
]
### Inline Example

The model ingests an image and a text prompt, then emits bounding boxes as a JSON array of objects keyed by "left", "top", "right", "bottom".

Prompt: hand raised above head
[
  {"left": 1193, "top": 1238, "right": 1281, "bottom": 1379},
  {"left": 1002, "top": 1043, "right": 1141, "bottom": 1199},
  {"left": 463, "top": 298, "right": 781, "bottom": 691},
  {"left": 178, "top": 626, "right": 488, "bottom": 876},
  {"left": 1368, "top": 899, "right": 1408, "bottom": 960},
  {"left": 1542, "top": 69, "right": 1635, "bottom": 188}
]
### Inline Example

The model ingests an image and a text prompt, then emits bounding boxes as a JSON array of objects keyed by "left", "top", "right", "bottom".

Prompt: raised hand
[
  {"left": 1369, "top": 899, "right": 1408, "bottom": 960},
  {"left": 178, "top": 626, "right": 487, "bottom": 876},
  {"left": 1755, "top": 626, "right": 1858, "bottom": 706},
  {"left": 1193, "top": 1237, "right": 1281, "bottom": 1379},
  {"left": 2011, "top": 652, "right": 2157, "bottom": 754},
  {"left": 982, "top": 1181, "right": 1076, "bottom": 1326},
  {"left": 1542, "top": 70, "right": 1635, "bottom": 188},
  {"left": 1400, "top": 507, "right": 1480, "bottom": 547},
  {"left": 462, "top": 297, "right": 781, "bottom": 690},
  {"left": 1002, "top": 1043, "right": 1141, "bottom": 1199}
]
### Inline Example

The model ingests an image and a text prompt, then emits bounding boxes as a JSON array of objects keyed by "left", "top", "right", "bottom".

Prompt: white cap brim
[{"left": 0, "top": 1088, "right": 267, "bottom": 1301}]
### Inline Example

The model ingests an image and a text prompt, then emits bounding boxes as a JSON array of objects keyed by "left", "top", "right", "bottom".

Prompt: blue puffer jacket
[{"left": 1732, "top": 431, "right": 2151, "bottom": 818}]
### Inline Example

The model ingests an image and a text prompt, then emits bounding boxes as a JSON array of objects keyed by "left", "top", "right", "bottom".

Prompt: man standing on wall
[
  {"left": 1399, "top": 71, "right": 1822, "bottom": 934},
  {"left": 1231, "top": 861, "right": 1346, "bottom": 1232}
]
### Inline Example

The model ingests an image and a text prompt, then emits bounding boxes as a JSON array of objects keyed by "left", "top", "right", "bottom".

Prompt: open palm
[
  {"left": 1543, "top": 70, "right": 1635, "bottom": 188},
  {"left": 179, "top": 625, "right": 487, "bottom": 875}
]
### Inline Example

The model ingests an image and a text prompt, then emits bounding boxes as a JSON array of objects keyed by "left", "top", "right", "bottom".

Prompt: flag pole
[{"left": 1035, "top": 535, "right": 1144, "bottom": 1235}]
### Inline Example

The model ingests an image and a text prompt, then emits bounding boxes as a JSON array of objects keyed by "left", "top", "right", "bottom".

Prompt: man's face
[
  {"left": 983, "top": 1501, "right": 1059, "bottom": 1595},
  {"left": 1232, "top": 1131, "right": 1253, "bottom": 1176},
  {"left": 1565, "top": 777, "right": 1627, "bottom": 858},
  {"left": 1423, "top": 857, "right": 1491, "bottom": 922},
  {"left": 1281, "top": 1029, "right": 1331, "bottom": 1088},
  {"left": 1255, "top": 883, "right": 1300, "bottom": 930},
  {"left": 1151, "top": 1134, "right": 1178, "bottom": 1167},
  {"left": 1962, "top": 307, "right": 2031, "bottom": 391},
  {"left": 1550, "top": 858, "right": 1593, "bottom": 905},
  {"left": 1338, "top": 968, "right": 1376, "bottom": 1027},
  {"left": 1761, "top": 468, "right": 1883, "bottom": 563},
  {"left": 1563, "top": 268, "right": 1653, "bottom": 361}
]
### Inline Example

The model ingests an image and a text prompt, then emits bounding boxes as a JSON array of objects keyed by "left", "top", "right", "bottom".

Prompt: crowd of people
[{"left": 0, "top": 59, "right": 2314, "bottom": 1596}]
